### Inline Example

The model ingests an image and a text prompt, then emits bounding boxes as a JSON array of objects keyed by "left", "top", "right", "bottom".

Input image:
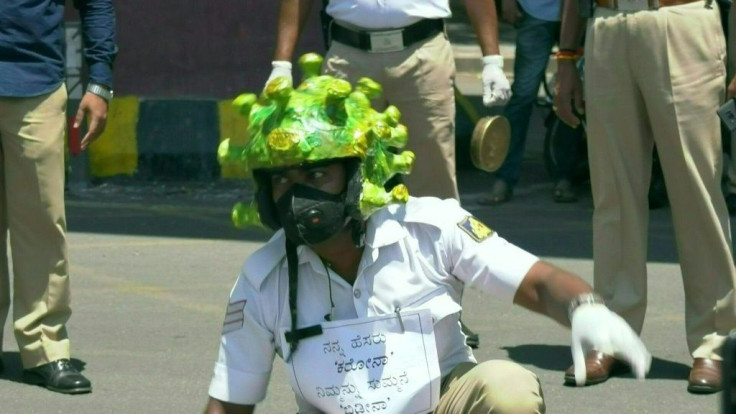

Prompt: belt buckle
[
  {"left": 369, "top": 29, "right": 404, "bottom": 53},
  {"left": 616, "top": 0, "right": 652, "bottom": 11}
]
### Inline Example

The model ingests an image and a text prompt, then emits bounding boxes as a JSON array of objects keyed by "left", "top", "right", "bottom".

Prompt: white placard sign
[{"left": 282, "top": 308, "right": 441, "bottom": 414}]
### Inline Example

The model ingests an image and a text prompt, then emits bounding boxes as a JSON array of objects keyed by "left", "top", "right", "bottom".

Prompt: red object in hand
[{"left": 68, "top": 116, "right": 82, "bottom": 156}]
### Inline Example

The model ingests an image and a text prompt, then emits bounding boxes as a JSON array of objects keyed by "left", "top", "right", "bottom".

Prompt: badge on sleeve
[
  {"left": 457, "top": 216, "right": 494, "bottom": 242},
  {"left": 222, "top": 299, "right": 247, "bottom": 334}
]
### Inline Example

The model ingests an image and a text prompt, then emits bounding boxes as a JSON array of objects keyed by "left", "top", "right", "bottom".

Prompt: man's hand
[
  {"left": 481, "top": 55, "right": 511, "bottom": 107},
  {"left": 265, "top": 60, "right": 293, "bottom": 89},
  {"left": 501, "top": 0, "right": 521, "bottom": 25},
  {"left": 73, "top": 92, "right": 109, "bottom": 151},
  {"left": 553, "top": 60, "right": 584, "bottom": 128},
  {"left": 728, "top": 75, "right": 736, "bottom": 99},
  {"left": 570, "top": 303, "right": 652, "bottom": 386}
]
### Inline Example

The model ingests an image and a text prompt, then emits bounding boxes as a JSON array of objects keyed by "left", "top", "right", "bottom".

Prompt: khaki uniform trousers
[
  {"left": 0, "top": 85, "right": 71, "bottom": 368},
  {"left": 585, "top": 2, "right": 736, "bottom": 359},
  {"left": 323, "top": 31, "right": 460, "bottom": 200},
  {"left": 435, "top": 360, "right": 545, "bottom": 414}
]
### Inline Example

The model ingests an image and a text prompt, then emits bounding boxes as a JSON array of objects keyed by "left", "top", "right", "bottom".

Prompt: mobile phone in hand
[{"left": 717, "top": 98, "right": 736, "bottom": 134}]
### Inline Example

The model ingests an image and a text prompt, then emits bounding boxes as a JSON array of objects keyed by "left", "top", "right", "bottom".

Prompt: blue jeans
[{"left": 495, "top": 11, "right": 559, "bottom": 187}]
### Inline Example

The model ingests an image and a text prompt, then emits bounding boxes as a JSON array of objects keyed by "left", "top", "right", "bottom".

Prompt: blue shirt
[
  {"left": 0, "top": 0, "right": 117, "bottom": 97},
  {"left": 518, "top": 0, "right": 560, "bottom": 22}
]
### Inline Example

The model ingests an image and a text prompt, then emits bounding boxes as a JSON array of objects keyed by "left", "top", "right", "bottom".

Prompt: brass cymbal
[{"left": 470, "top": 115, "right": 511, "bottom": 172}]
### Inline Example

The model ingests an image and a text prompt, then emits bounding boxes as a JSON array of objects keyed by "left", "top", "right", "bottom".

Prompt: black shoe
[
  {"left": 477, "top": 180, "right": 512, "bottom": 205},
  {"left": 460, "top": 321, "right": 480, "bottom": 349},
  {"left": 23, "top": 359, "right": 92, "bottom": 394},
  {"left": 726, "top": 193, "right": 736, "bottom": 216}
]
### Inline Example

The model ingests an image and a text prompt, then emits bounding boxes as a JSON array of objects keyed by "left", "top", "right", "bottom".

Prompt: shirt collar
[
  {"left": 364, "top": 206, "right": 409, "bottom": 249},
  {"left": 243, "top": 230, "right": 339, "bottom": 289}
]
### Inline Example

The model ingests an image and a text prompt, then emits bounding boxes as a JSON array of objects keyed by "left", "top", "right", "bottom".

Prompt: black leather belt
[
  {"left": 330, "top": 19, "right": 445, "bottom": 53},
  {"left": 596, "top": 0, "right": 700, "bottom": 9}
]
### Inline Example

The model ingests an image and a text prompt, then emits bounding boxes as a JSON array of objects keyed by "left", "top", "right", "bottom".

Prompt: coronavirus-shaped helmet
[{"left": 218, "top": 53, "right": 415, "bottom": 229}]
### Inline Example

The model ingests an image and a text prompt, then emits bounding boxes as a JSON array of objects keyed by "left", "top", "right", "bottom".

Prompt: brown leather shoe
[
  {"left": 564, "top": 351, "right": 629, "bottom": 386},
  {"left": 687, "top": 358, "right": 722, "bottom": 394}
]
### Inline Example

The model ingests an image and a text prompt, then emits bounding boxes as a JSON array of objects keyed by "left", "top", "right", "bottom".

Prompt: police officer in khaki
[
  {"left": 0, "top": 0, "right": 116, "bottom": 394},
  {"left": 203, "top": 68, "right": 651, "bottom": 414},
  {"left": 267, "top": 0, "right": 512, "bottom": 201},
  {"left": 556, "top": 0, "right": 736, "bottom": 394}
]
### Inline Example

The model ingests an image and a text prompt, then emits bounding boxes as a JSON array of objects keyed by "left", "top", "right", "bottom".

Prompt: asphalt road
[{"left": 0, "top": 156, "right": 728, "bottom": 413}]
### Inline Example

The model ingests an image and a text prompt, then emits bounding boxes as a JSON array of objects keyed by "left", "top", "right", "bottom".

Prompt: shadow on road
[
  {"left": 503, "top": 344, "right": 692, "bottom": 381},
  {"left": 65, "top": 181, "right": 272, "bottom": 243},
  {"left": 0, "top": 352, "right": 88, "bottom": 386}
]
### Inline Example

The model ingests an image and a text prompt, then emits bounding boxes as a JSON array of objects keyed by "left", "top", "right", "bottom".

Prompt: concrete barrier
[{"left": 65, "top": 94, "right": 492, "bottom": 184}]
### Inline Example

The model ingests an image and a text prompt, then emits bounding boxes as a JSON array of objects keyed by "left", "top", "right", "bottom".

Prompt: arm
[
  {"left": 204, "top": 398, "right": 255, "bottom": 414},
  {"left": 205, "top": 273, "right": 277, "bottom": 409},
  {"left": 554, "top": 0, "right": 587, "bottom": 127},
  {"left": 438, "top": 205, "right": 650, "bottom": 384},
  {"left": 513, "top": 260, "right": 593, "bottom": 327},
  {"left": 462, "top": 0, "right": 500, "bottom": 55},
  {"left": 274, "top": 0, "right": 318, "bottom": 61},
  {"left": 558, "top": 0, "right": 585, "bottom": 56},
  {"left": 462, "top": 0, "right": 510, "bottom": 106},
  {"left": 73, "top": 0, "right": 118, "bottom": 149},
  {"left": 267, "top": 0, "right": 317, "bottom": 87},
  {"left": 513, "top": 260, "right": 651, "bottom": 385}
]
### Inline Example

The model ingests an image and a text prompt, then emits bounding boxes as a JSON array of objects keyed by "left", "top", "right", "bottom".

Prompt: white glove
[
  {"left": 481, "top": 55, "right": 512, "bottom": 107},
  {"left": 570, "top": 303, "right": 652, "bottom": 386},
  {"left": 265, "top": 60, "right": 293, "bottom": 88}
]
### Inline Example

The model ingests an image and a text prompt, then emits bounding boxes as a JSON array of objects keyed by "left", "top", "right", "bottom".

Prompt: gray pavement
[{"left": 0, "top": 167, "right": 727, "bottom": 413}]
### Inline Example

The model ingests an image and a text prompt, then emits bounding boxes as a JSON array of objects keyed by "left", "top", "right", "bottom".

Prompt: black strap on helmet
[
  {"left": 284, "top": 239, "right": 301, "bottom": 361},
  {"left": 283, "top": 239, "right": 323, "bottom": 362}
]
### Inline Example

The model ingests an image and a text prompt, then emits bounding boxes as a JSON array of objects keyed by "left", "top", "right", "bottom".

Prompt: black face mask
[{"left": 275, "top": 184, "right": 348, "bottom": 246}]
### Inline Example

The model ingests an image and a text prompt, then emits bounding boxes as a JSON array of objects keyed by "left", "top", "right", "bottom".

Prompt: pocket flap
[{"left": 401, "top": 288, "right": 462, "bottom": 324}]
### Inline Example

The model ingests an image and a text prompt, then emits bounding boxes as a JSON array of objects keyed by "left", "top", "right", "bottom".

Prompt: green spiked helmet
[{"left": 218, "top": 53, "right": 415, "bottom": 229}]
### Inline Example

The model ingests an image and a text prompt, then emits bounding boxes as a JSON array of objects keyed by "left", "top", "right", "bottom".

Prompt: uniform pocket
[{"left": 399, "top": 286, "right": 462, "bottom": 324}]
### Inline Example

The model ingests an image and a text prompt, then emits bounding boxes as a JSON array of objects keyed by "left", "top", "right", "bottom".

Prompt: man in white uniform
[
  {"left": 269, "top": 0, "right": 511, "bottom": 349},
  {"left": 205, "top": 69, "right": 650, "bottom": 414}
]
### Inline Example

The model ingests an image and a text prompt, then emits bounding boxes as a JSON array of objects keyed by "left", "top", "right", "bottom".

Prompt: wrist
[
  {"left": 272, "top": 60, "right": 292, "bottom": 70},
  {"left": 86, "top": 82, "right": 113, "bottom": 102},
  {"left": 559, "top": 46, "right": 583, "bottom": 53},
  {"left": 568, "top": 292, "right": 605, "bottom": 321},
  {"left": 555, "top": 49, "right": 583, "bottom": 62},
  {"left": 481, "top": 55, "right": 504, "bottom": 69},
  {"left": 557, "top": 59, "right": 579, "bottom": 66}
]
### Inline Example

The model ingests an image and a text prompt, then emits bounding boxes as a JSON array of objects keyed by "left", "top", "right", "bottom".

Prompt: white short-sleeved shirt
[
  {"left": 326, "top": 0, "right": 452, "bottom": 30},
  {"left": 208, "top": 197, "right": 539, "bottom": 409}
]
